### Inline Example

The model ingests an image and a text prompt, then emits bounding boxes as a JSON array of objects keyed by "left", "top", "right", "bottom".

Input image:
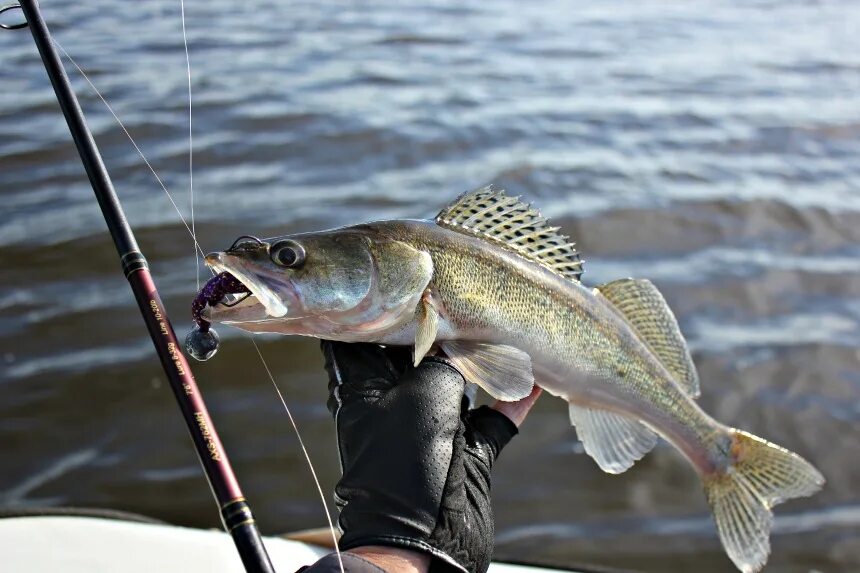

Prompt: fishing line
[
  {"left": 179, "top": 0, "right": 199, "bottom": 290},
  {"left": 251, "top": 339, "right": 345, "bottom": 572},
  {"left": 55, "top": 12, "right": 344, "bottom": 569},
  {"left": 52, "top": 38, "right": 208, "bottom": 263},
  {"left": 177, "top": 5, "right": 343, "bottom": 570}
]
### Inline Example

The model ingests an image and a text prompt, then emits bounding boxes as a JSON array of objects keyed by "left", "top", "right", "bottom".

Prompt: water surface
[{"left": 1, "top": 1, "right": 858, "bottom": 571}]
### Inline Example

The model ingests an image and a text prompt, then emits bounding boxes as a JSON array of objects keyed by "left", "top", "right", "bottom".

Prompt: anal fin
[
  {"left": 568, "top": 404, "right": 658, "bottom": 474},
  {"left": 439, "top": 341, "right": 534, "bottom": 401}
]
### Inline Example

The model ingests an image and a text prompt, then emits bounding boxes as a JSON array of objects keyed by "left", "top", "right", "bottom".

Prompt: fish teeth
[{"left": 209, "top": 258, "right": 288, "bottom": 318}]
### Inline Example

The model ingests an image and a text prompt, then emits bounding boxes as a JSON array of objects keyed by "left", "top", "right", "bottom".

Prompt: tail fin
[{"left": 703, "top": 429, "right": 825, "bottom": 573}]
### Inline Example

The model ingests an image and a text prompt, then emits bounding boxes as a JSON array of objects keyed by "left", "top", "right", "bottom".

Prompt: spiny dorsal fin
[
  {"left": 596, "top": 278, "right": 700, "bottom": 398},
  {"left": 436, "top": 186, "right": 584, "bottom": 282}
]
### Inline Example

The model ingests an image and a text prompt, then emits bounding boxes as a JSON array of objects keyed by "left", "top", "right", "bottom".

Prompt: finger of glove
[
  {"left": 463, "top": 406, "right": 519, "bottom": 466},
  {"left": 321, "top": 341, "right": 415, "bottom": 387},
  {"left": 321, "top": 341, "right": 407, "bottom": 412},
  {"left": 322, "top": 340, "right": 394, "bottom": 385}
]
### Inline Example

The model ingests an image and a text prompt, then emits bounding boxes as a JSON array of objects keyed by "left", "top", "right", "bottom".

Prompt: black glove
[{"left": 322, "top": 341, "right": 519, "bottom": 573}]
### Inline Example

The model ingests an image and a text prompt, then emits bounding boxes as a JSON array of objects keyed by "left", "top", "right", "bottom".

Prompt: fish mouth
[{"left": 204, "top": 252, "right": 289, "bottom": 319}]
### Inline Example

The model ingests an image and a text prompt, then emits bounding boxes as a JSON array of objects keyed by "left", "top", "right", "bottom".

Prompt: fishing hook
[
  {"left": 221, "top": 292, "right": 252, "bottom": 307},
  {"left": 0, "top": 4, "right": 27, "bottom": 30},
  {"left": 228, "top": 235, "right": 268, "bottom": 252}
]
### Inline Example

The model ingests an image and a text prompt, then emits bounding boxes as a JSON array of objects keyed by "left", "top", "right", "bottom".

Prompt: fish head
[{"left": 203, "top": 226, "right": 433, "bottom": 340}]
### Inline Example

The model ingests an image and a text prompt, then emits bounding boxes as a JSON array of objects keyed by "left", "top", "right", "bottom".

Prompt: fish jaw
[{"left": 205, "top": 251, "right": 292, "bottom": 321}]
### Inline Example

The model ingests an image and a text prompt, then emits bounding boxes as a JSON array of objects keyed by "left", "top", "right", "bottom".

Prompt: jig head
[{"left": 185, "top": 271, "right": 250, "bottom": 361}]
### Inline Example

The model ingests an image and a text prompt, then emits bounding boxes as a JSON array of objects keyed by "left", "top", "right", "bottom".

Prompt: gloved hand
[{"left": 322, "top": 341, "right": 537, "bottom": 573}]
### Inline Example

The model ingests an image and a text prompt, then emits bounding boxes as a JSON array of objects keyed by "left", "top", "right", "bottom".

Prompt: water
[{"left": 1, "top": 1, "right": 858, "bottom": 571}]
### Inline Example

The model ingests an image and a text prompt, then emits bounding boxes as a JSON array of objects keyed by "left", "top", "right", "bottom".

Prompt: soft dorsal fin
[
  {"left": 436, "top": 186, "right": 584, "bottom": 282},
  {"left": 596, "top": 278, "right": 700, "bottom": 398}
]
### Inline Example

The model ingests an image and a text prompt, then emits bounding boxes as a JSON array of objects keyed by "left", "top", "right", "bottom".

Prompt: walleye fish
[{"left": 201, "top": 187, "right": 823, "bottom": 573}]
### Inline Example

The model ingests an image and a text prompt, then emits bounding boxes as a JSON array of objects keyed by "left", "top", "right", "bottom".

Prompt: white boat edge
[{"left": 0, "top": 515, "right": 596, "bottom": 573}]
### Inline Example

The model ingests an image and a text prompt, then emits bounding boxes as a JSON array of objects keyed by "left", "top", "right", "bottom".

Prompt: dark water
[{"left": 1, "top": 1, "right": 859, "bottom": 571}]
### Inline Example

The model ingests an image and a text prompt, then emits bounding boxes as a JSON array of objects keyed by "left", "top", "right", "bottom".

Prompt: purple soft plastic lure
[
  {"left": 185, "top": 271, "right": 250, "bottom": 361},
  {"left": 191, "top": 271, "right": 250, "bottom": 333}
]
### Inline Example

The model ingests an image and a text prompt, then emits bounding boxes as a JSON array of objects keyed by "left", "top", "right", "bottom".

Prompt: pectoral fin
[
  {"left": 568, "top": 404, "right": 658, "bottom": 474},
  {"left": 439, "top": 341, "right": 534, "bottom": 401},
  {"left": 414, "top": 291, "right": 439, "bottom": 366}
]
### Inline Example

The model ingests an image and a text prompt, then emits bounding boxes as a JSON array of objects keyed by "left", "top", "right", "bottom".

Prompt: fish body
[
  {"left": 203, "top": 188, "right": 823, "bottom": 573},
  {"left": 365, "top": 218, "right": 723, "bottom": 473}
]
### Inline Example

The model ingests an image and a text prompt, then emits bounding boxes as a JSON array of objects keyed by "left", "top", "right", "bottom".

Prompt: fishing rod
[{"left": 6, "top": 2, "right": 275, "bottom": 571}]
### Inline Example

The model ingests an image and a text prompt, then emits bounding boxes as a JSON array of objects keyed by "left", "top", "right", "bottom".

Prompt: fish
[{"left": 201, "top": 187, "right": 824, "bottom": 573}]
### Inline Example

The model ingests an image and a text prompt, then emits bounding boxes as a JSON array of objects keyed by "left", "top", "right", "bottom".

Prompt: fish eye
[{"left": 270, "top": 240, "right": 306, "bottom": 268}]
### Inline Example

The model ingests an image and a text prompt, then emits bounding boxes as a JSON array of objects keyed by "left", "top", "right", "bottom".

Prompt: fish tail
[{"left": 703, "top": 428, "right": 825, "bottom": 573}]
